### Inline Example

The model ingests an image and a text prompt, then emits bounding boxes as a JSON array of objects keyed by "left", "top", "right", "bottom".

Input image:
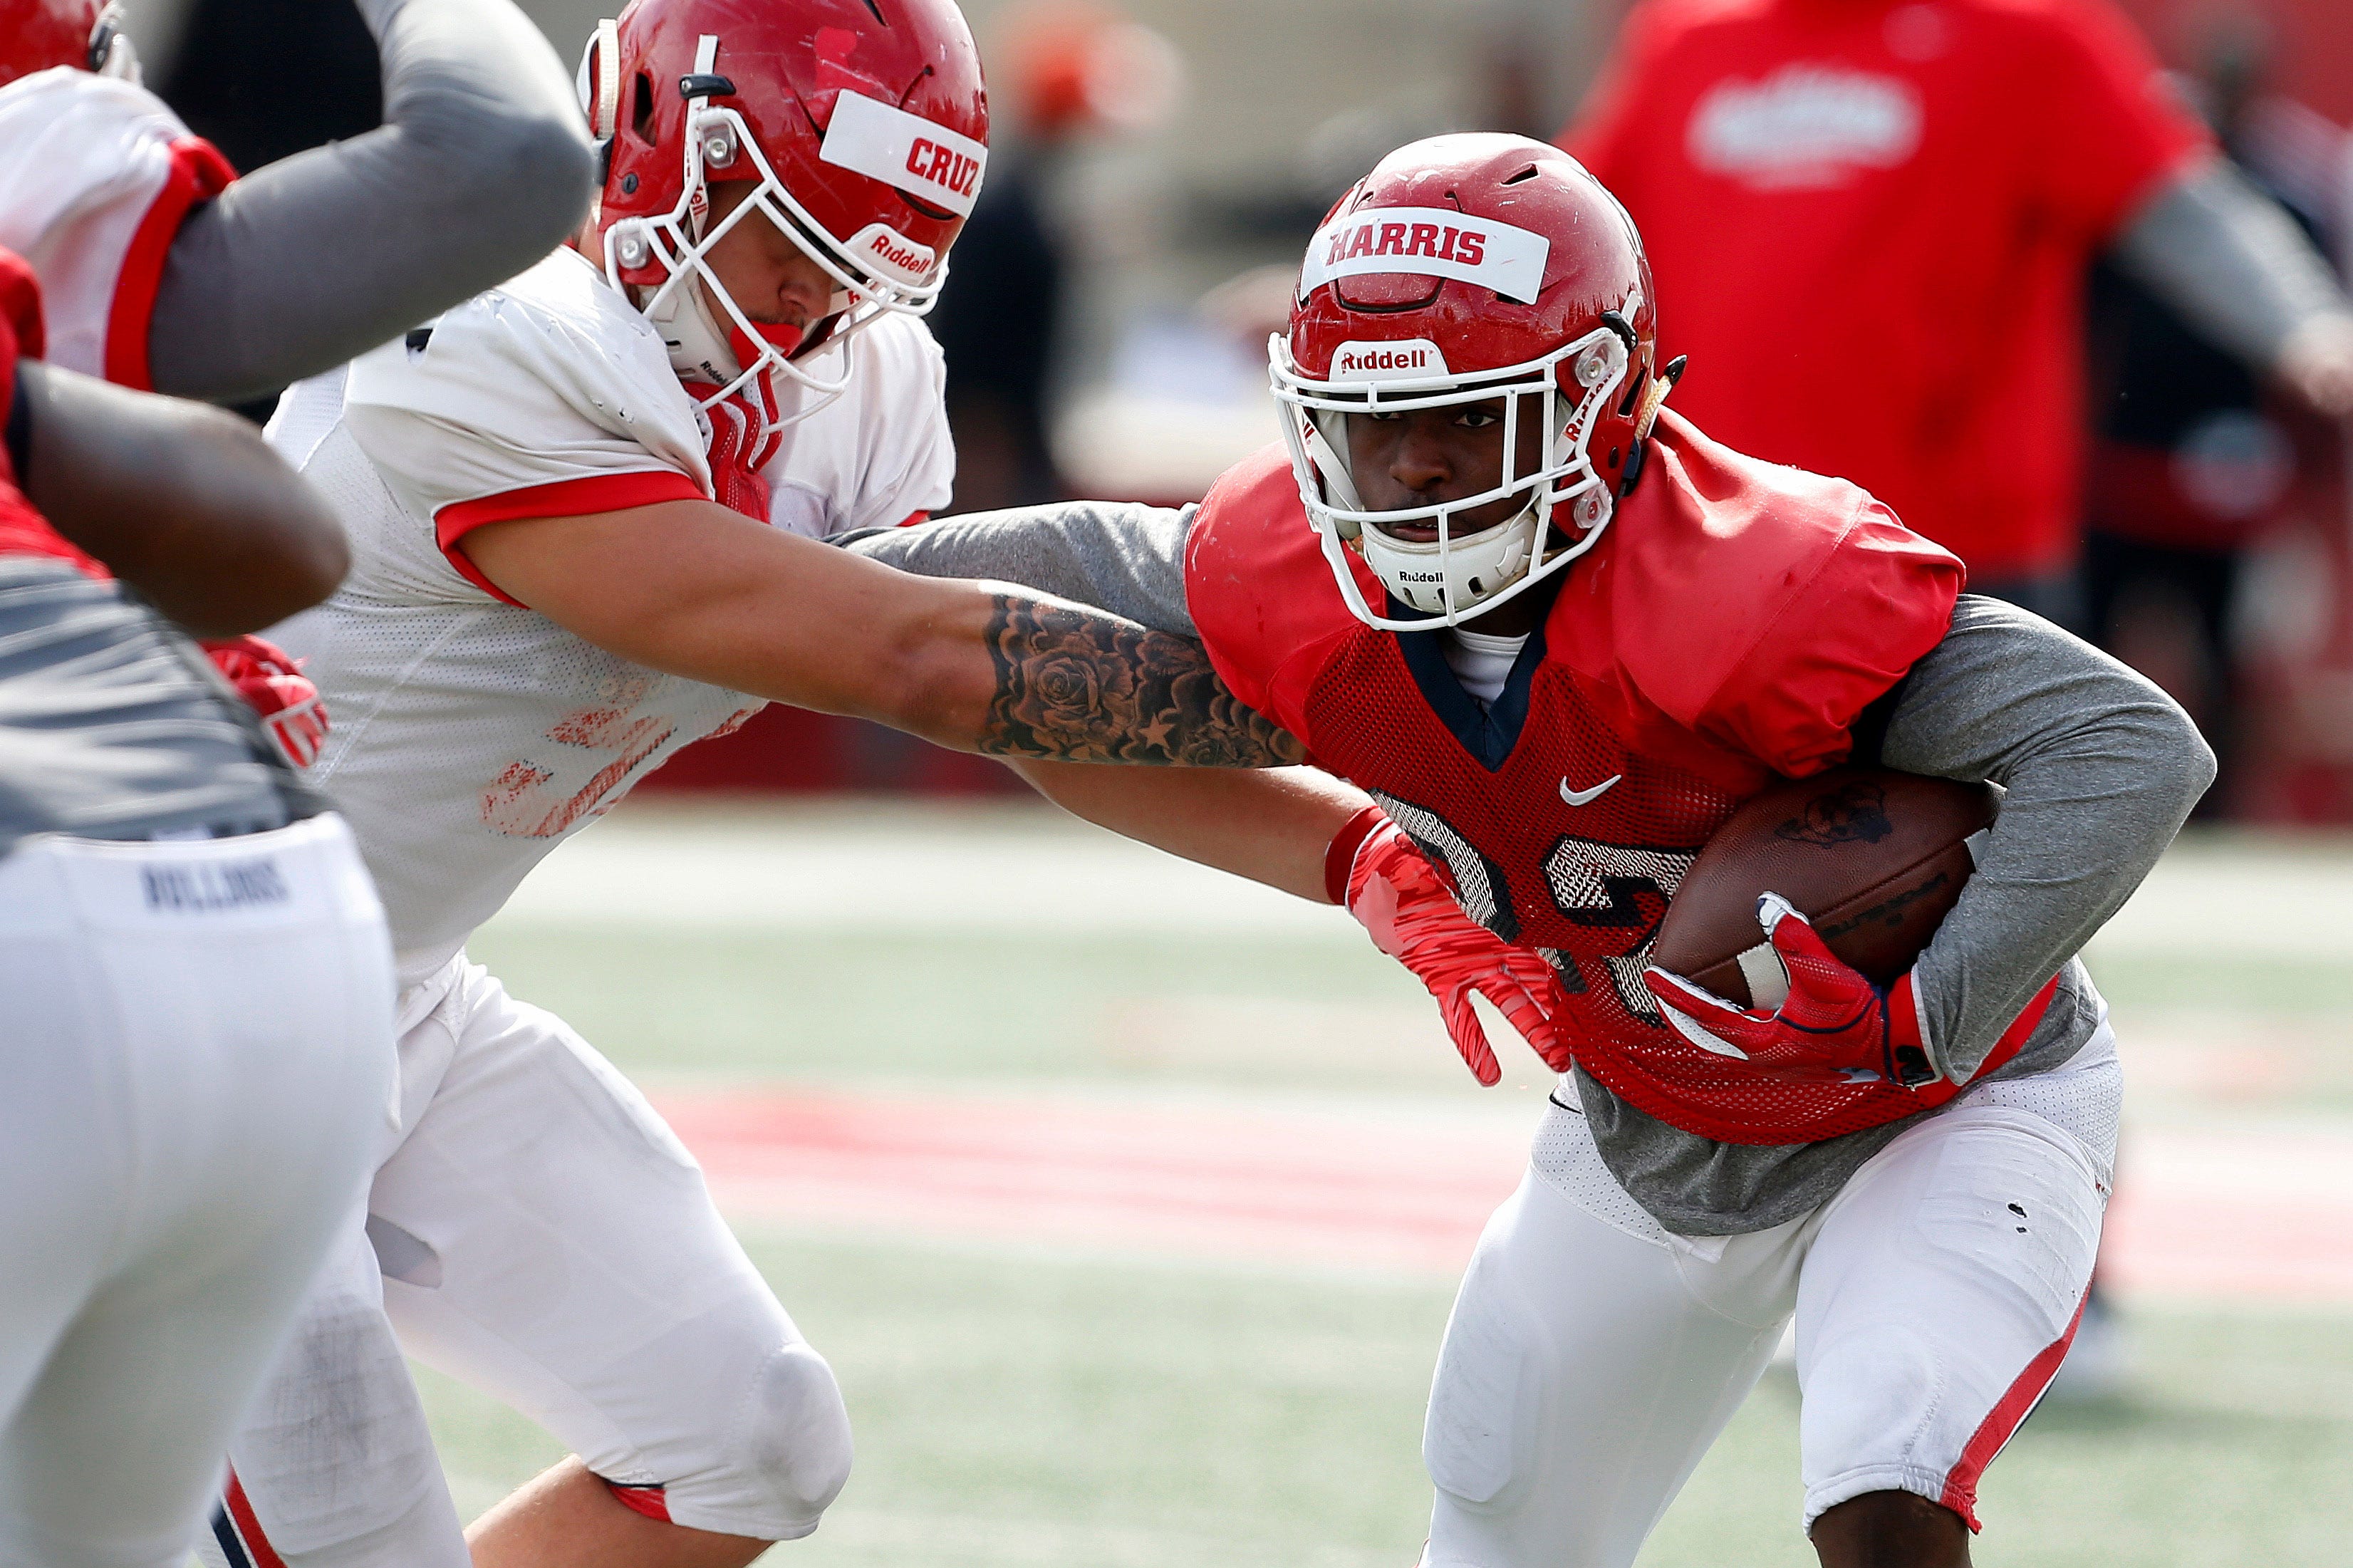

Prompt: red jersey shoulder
[
  {"left": 0, "top": 246, "right": 42, "bottom": 364},
  {"left": 1183, "top": 444, "right": 1362, "bottom": 732},
  {"left": 1567, "top": 410, "right": 1961, "bottom": 775}
]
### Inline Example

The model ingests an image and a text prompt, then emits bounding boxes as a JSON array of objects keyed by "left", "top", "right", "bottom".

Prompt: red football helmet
[
  {"left": 578, "top": 0, "right": 986, "bottom": 425},
  {"left": 1272, "top": 134, "right": 1671, "bottom": 629},
  {"left": 0, "top": 0, "right": 136, "bottom": 90}
]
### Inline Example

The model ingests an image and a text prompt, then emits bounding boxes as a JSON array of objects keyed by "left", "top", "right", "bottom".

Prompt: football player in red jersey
[{"left": 846, "top": 134, "right": 2213, "bottom": 1565}]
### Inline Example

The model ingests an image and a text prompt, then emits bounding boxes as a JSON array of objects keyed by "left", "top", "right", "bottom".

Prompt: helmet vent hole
[
  {"left": 1502, "top": 165, "right": 1540, "bottom": 185},
  {"left": 630, "top": 72, "right": 658, "bottom": 145},
  {"left": 858, "top": 0, "right": 889, "bottom": 23},
  {"left": 1334, "top": 274, "right": 1443, "bottom": 311}
]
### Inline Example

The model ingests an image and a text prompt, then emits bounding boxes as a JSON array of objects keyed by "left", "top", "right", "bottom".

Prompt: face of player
[
  {"left": 697, "top": 179, "right": 840, "bottom": 346},
  {"left": 1346, "top": 398, "right": 1549, "bottom": 541}
]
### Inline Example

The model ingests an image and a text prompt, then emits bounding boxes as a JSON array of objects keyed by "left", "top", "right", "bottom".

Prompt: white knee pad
[
  {"left": 722, "top": 1342, "right": 855, "bottom": 1535},
  {"left": 1425, "top": 1203, "right": 1550, "bottom": 1510}
]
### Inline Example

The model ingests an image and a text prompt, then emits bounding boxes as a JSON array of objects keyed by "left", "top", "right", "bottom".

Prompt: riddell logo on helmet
[
  {"left": 1331, "top": 339, "right": 1450, "bottom": 380},
  {"left": 843, "top": 223, "right": 937, "bottom": 285}
]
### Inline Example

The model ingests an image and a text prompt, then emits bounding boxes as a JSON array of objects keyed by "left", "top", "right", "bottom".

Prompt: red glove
[
  {"left": 1339, "top": 811, "right": 1576, "bottom": 1086},
  {"left": 202, "top": 635, "right": 328, "bottom": 769},
  {"left": 1641, "top": 893, "right": 1936, "bottom": 1087}
]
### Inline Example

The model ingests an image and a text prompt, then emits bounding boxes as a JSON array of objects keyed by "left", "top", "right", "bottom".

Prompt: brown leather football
[{"left": 1650, "top": 767, "right": 1997, "bottom": 1008}]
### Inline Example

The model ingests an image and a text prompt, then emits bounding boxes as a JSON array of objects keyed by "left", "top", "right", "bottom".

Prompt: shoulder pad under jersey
[{"left": 1601, "top": 410, "right": 1963, "bottom": 775}]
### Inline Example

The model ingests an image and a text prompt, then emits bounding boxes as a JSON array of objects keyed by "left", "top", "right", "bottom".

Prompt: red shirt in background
[{"left": 1566, "top": 0, "right": 2208, "bottom": 581}]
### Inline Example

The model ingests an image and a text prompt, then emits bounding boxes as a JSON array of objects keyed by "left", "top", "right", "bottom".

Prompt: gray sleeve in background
[
  {"left": 837, "top": 501, "right": 1200, "bottom": 637},
  {"left": 1878, "top": 596, "right": 2216, "bottom": 1081},
  {"left": 2109, "top": 157, "right": 2353, "bottom": 372},
  {"left": 146, "top": 0, "right": 595, "bottom": 403}
]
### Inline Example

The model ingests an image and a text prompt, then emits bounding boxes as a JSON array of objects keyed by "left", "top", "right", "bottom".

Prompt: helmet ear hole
[{"left": 630, "top": 71, "right": 658, "bottom": 145}]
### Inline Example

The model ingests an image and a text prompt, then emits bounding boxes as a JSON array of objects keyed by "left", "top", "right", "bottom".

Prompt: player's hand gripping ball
[
  {"left": 202, "top": 635, "right": 328, "bottom": 769},
  {"left": 1346, "top": 820, "right": 1577, "bottom": 1086},
  {"left": 1643, "top": 893, "right": 1935, "bottom": 1087}
]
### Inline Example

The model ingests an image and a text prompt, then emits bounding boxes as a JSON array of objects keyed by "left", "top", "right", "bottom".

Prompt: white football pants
[
  {"left": 216, "top": 958, "right": 849, "bottom": 1567},
  {"left": 1421, "top": 1025, "right": 2119, "bottom": 1568},
  {"left": 0, "top": 816, "right": 395, "bottom": 1568}
]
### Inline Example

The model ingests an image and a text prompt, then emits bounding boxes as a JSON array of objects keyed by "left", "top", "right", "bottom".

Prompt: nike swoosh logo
[{"left": 1559, "top": 774, "right": 1622, "bottom": 807}]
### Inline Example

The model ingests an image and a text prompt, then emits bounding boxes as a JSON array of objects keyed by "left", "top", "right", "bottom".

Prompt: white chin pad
[{"left": 650, "top": 279, "right": 742, "bottom": 384}]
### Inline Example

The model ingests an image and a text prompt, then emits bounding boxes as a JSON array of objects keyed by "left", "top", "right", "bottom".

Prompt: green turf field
[{"left": 433, "top": 803, "right": 2353, "bottom": 1563}]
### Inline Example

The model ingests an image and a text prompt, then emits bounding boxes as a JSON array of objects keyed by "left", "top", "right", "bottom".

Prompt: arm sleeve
[
  {"left": 2026, "top": 0, "right": 2209, "bottom": 242},
  {"left": 837, "top": 500, "right": 1199, "bottom": 635},
  {"left": 1878, "top": 595, "right": 2214, "bottom": 1081},
  {"left": 2108, "top": 157, "right": 2353, "bottom": 370},
  {"left": 146, "top": 0, "right": 596, "bottom": 402}
]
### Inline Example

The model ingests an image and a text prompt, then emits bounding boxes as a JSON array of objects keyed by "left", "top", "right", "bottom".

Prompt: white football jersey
[
  {"left": 0, "top": 67, "right": 230, "bottom": 384},
  {"left": 266, "top": 247, "right": 954, "bottom": 987}
]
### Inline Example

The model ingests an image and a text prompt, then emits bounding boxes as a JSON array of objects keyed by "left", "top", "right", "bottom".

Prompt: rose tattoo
[{"left": 977, "top": 596, "right": 1304, "bottom": 766}]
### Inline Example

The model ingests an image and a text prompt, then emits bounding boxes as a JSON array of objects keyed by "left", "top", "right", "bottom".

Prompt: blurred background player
[
  {"left": 2082, "top": 11, "right": 2347, "bottom": 812},
  {"left": 1561, "top": 0, "right": 2353, "bottom": 630},
  {"left": 0, "top": 247, "right": 395, "bottom": 1568}
]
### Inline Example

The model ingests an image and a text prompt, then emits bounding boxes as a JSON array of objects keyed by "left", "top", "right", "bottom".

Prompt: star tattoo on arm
[{"left": 977, "top": 594, "right": 1305, "bottom": 767}]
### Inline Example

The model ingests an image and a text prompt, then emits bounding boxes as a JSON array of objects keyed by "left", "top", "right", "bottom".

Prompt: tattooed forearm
[{"left": 978, "top": 595, "right": 1305, "bottom": 766}]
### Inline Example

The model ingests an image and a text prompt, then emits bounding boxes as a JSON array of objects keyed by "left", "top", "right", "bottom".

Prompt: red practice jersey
[
  {"left": 1567, "top": 0, "right": 2207, "bottom": 582},
  {"left": 1186, "top": 413, "right": 1967, "bottom": 1146},
  {"left": 0, "top": 247, "right": 103, "bottom": 573}
]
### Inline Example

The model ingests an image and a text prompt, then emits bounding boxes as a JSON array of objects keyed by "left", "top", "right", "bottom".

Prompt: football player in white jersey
[
  {"left": 207, "top": 2, "right": 1334, "bottom": 1565},
  {"left": 0, "top": 244, "right": 395, "bottom": 1568}
]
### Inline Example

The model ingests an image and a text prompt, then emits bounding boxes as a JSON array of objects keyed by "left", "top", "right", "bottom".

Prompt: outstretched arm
[
  {"left": 459, "top": 498, "right": 1300, "bottom": 765},
  {"left": 844, "top": 499, "right": 1576, "bottom": 1082},
  {"left": 148, "top": 0, "right": 594, "bottom": 401},
  {"left": 2109, "top": 157, "right": 2353, "bottom": 417},
  {"left": 1010, "top": 759, "right": 1364, "bottom": 901},
  {"left": 12, "top": 361, "right": 345, "bottom": 634}
]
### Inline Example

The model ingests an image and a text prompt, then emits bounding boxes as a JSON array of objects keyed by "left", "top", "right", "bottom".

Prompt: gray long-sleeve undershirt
[
  {"left": 844, "top": 512, "right": 2215, "bottom": 1233},
  {"left": 2112, "top": 158, "right": 2353, "bottom": 372},
  {"left": 1884, "top": 596, "right": 2214, "bottom": 1081},
  {"left": 146, "top": 0, "right": 593, "bottom": 402}
]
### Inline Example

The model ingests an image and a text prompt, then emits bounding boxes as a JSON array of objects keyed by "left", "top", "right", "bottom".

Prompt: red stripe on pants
[
  {"left": 606, "top": 1480, "right": 672, "bottom": 1522},
  {"left": 1938, "top": 1289, "right": 2091, "bottom": 1531},
  {"left": 224, "top": 1472, "right": 290, "bottom": 1568}
]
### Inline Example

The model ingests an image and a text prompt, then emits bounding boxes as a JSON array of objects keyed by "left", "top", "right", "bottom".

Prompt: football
[{"left": 1650, "top": 767, "right": 1998, "bottom": 1009}]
